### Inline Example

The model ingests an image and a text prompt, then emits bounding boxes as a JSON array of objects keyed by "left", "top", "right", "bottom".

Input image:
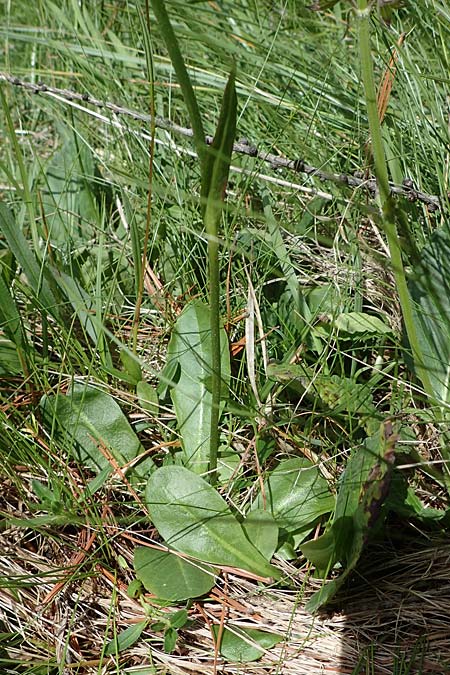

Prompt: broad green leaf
[
  {"left": 0, "top": 202, "right": 58, "bottom": 315},
  {"left": 104, "top": 621, "right": 147, "bottom": 656},
  {"left": 51, "top": 269, "right": 111, "bottom": 362},
  {"left": 137, "top": 380, "right": 159, "bottom": 413},
  {"left": 300, "top": 528, "right": 338, "bottom": 574},
  {"left": 41, "top": 129, "right": 112, "bottom": 248},
  {"left": 260, "top": 186, "right": 300, "bottom": 309},
  {"left": 276, "top": 540, "right": 297, "bottom": 561},
  {"left": 307, "top": 436, "right": 388, "bottom": 576},
  {"left": 127, "top": 579, "right": 144, "bottom": 599},
  {"left": 242, "top": 509, "right": 279, "bottom": 561},
  {"left": 306, "top": 284, "right": 338, "bottom": 317},
  {"left": 133, "top": 547, "right": 216, "bottom": 601},
  {"left": 408, "top": 224, "right": 450, "bottom": 405},
  {"left": 120, "top": 349, "right": 142, "bottom": 385},
  {"left": 0, "top": 338, "right": 24, "bottom": 375},
  {"left": 252, "top": 458, "right": 334, "bottom": 534},
  {"left": 276, "top": 529, "right": 314, "bottom": 560},
  {"left": 166, "top": 300, "right": 230, "bottom": 474},
  {"left": 169, "top": 609, "right": 189, "bottom": 629},
  {"left": 31, "top": 480, "right": 57, "bottom": 505},
  {"left": 305, "top": 576, "right": 344, "bottom": 614},
  {"left": 217, "top": 452, "right": 242, "bottom": 482},
  {"left": 145, "top": 466, "right": 280, "bottom": 579},
  {"left": 333, "top": 312, "right": 392, "bottom": 335},
  {"left": 384, "top": 470, "right": 445, "bottom": 523},
  {"left": 157, "top": 357, "right": 180, "bottom": 400},
  {"left": 41, "top": 384, "right": 153, "bottom": 484},
  {"left": 212, "top": 625, "right": 282, "bottom": 663}
]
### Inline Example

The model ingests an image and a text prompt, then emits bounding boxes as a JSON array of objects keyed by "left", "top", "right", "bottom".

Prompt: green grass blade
[
  {"left": 0, "top": 270, "right": 30, "bottom": 375},
  {"left": 0, "top": 88, "right": 38, "bottom": 253},
  {"left": 149, "top": 0, "right": 206, "bottom": 178},
  {"left": 0, "top": 202, "right": 58, "bottom": 315}
]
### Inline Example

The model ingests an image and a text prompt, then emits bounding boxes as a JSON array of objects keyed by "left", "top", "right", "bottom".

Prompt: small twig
[
  {"left": 0, "top": 71, "right": 442, "bottom": 211},
  {"left": 41, "top": 527, "right": 98, "bottom": 607}
]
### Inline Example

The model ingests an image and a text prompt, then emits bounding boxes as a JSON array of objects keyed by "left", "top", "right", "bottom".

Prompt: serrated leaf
[
  {"left": 104, "top": 621, "right": 147, "bottom": 656},
  {"left": 145, "top": 466, "right": 280, "bottom": 579},
  {"left": 133, "top": 547, "right": 216, "bottom": 601},
  {"left": 166, "top": 300, "right": 230, "bottom": 473},
  {"left": 252, "top": 458, "right": 334, "bottom": 534},
  {"left": 212, "top": 625, "right": 282, "bottom": 663}
]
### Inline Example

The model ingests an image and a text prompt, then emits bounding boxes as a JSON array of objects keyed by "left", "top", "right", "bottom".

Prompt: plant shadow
[{"left": 331, "top": 530, "right": 450, "bottom": 674}]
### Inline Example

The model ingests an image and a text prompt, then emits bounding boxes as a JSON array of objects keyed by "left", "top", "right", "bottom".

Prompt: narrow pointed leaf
[
  {"left": 105, "top": 621, "right": 147, "bottom": 656},
  {"left": 201, "top": 66, "right": 237, "bottom": 220},
  {"left": 0, "top": 202, "right": 57, "bottom": 315},
  {"left": 408, "top": 224, "right": 450, "bottom": 404}
]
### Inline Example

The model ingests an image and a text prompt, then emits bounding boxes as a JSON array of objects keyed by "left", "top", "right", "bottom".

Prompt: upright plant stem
[
  {"left": 148, "top": 2, "right": 236, "bottom": 484},
  {"left": 356, "top": 1, "right": 434, "bottom": 401},
  {"left": 207, "top": 233, "right": 221, "bottom": 484},
  {"left": 132, "top": 3, "right": 157, "bottom": 353},
  {"left": 202, "top": 70, "right": 237, "bottom": 483}
]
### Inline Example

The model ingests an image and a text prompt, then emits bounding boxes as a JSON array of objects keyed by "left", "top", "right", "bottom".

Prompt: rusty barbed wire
[{"left": 0, "top": 71, "right": 442, "bottom": 212}]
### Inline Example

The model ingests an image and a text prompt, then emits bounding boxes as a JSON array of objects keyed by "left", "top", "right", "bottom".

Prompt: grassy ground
[{"left": 1, "top": 1, "right": 450, "bottom": 673}]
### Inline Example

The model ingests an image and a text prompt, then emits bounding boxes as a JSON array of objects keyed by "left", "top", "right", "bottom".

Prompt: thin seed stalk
[{"left": 207, "top": 233, "right": 221, "bottom": 485}]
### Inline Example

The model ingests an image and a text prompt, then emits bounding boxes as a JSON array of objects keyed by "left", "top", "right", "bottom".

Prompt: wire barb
[{"left": 0, "top": 71, "right": 441, "bottom": 212}]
